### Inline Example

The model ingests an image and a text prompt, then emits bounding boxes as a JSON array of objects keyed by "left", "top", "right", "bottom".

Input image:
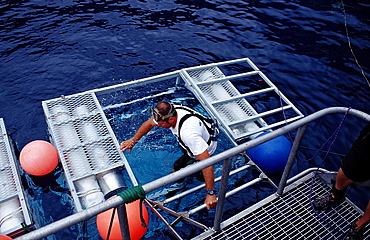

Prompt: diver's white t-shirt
[{"left": 170, "top": 107, "right": 217, "bottom": 157}]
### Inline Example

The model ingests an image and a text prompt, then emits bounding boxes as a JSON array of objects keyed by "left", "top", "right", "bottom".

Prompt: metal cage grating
[
  {"left": 198, "top": 173, "right": 369, "bottom": 240},
  {"left": 187, "top": 67, "right": 225, "bottom": 82},
  {"left": 43, "top": 92, "right": 127, "bottom": 211},
  {"left": 44, "top": 92, "right": 125, "bottom": 181},
  {"left": 213, "top": 100, "right": 256, "bottom": 123},
  {"left": 182, "top": 65, "right": 269, "bottom": 141},
  {"left": 180, "top": 59, "right": 304, "bottom": 142},
  {"left": 0, "top": 142, "right": 18, "bottom": 201},
  {"left": 46, "top": 94, "right": 99, "bottom": 123},
  {"left": 0, "top": 118, "right": 33, "bottom": 235},
  {"left": 199, "top": 82, "right": 240, "bottom": 102}
]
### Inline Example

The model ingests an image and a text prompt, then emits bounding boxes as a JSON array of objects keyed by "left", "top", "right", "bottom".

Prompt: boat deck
[{"left": 194, "top": 171, "right": 369, "bottom": 240}]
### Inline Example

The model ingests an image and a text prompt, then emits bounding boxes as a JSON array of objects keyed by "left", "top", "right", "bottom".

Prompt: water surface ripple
[{"left": 0, "top": 0, "right": 369, "bottom": 239}]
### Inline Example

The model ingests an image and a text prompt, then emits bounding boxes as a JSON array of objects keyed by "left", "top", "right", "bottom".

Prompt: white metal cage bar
[
  {"left": 42, "top": 92, "right": 137, "bottom": 212},
  {"left": 180, "top": 58, "right": 304, "bottom": 143},
  {"left": 0, "top": 118, "right": 33, "bottom": 236}
]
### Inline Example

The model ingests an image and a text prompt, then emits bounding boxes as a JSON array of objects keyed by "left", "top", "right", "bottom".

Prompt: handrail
[
  {"left": 14, "top": 107, "right": 370, "bottom": 240},
  {"left": 144, "top": 107, "right": 369, "bottom": 192}
]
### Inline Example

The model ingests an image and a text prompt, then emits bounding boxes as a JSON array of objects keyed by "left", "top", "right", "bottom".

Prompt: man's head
[{"left": 150, "top": 101, "right": 177, "bottom": 128}]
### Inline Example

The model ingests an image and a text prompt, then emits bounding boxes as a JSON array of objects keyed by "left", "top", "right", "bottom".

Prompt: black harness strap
[{"left": 175, "top": 106, "right": 217, "bottom": 157}]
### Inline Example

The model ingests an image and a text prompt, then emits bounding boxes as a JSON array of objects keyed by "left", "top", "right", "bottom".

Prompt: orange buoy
[
  {"left": 97, "top": 200, "right": 149, "bottom": 240},
  {"left": 20, "top": 140, "right": 59, "bottom": 176},
  {"left": 0, "top": 235, "right": 12, "bottom": 240}
]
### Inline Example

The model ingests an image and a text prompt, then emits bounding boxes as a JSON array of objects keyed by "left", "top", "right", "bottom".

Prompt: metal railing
[{"left": 14, "top": 107, "right": 370, "bottom": 240}]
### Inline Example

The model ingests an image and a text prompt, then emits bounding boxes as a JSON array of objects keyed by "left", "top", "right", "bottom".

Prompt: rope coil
[
  {"left": 102, "top": 185, "right": 147, "bottom": 240},
  {"left": 117, "top": 185, "right": 146, "bottom": 203}
]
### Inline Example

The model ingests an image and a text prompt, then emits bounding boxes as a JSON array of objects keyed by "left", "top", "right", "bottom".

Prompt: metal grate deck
[{"left": 194, "top": 172, "right": 369, "bottom": 240}]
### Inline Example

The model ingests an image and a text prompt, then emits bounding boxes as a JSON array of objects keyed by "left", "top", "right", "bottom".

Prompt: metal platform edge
[{"left": 193, "top": 168, "right": 368, "bottom": 240}]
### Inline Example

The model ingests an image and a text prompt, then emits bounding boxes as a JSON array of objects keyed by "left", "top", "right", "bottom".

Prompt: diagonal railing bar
[{"left": 14, "top": 107, "right": 370, "bottom": 240}]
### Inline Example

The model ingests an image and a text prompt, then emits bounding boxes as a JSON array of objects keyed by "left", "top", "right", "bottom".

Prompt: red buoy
[
  {"left": 20, "top": 140, "right": 59, "bottom": 176},
  {"left": 0, "top": 235, "right": 12, "bottom": 240},
  {"left": 97, "top": 200, "right": 149, "bottom": 240}
]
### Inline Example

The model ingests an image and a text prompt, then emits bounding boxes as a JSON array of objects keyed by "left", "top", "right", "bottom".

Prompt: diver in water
[
  {"left": 313, "top": 122, "right": 370, "bottom": 240},
  {"left": 120, "top": 101, "right": 218, "bottom": 210}
]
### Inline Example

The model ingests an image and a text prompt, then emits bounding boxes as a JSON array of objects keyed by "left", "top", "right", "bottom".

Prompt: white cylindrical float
[
  {"left": 81, "top": 121, "right": 100, "bottom": 142},
  {"left": 0, "top": 198, "right": 24, "bottom": 234},
  {"left": 51, "top": 105, "right": 71, "bottom": 122},
  {"left": 74, "top": 105, "right": 100, "bottom": 142},
  {"left": 74, "top": 175, "right": 105, "bottom": 209},
  {"left": 90, "top": 146, "right": 111, "bottom": 170},
  {"left": 244, "top": 121, "right": 262, "bottom": 139},
  {"left": 97, "top": 169, "right": 127, "bottom": 199},
  {"left": 64, "top": 148, "right": 92, "bottom": 178},
  {"left": 73, "top": 105, "right": 90, "bottom": 118},
  {"left": 57, "top": 123, "right": 81, "bottom": 149},
  {"left": 86, "top": 146, "right": 127, "bottom": 199}
]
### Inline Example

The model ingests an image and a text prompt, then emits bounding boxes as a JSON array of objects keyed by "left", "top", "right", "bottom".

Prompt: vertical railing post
[
  {"left": 213, "top": 157, "right": 233, "bottom": 231},
  {"left": 117, "top": 203, "right": 131, "bottom": 240},
  {"left": 277, "top": 124, "right": 307, "bottom": 195}
]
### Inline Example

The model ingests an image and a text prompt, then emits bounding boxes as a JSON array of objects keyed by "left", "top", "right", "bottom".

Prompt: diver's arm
[
  {"left": 120, "top": 119, "right": 157, "bottom": 152},
  {"left": 196, "top": 150, "right": 217, "bottom": 210}
]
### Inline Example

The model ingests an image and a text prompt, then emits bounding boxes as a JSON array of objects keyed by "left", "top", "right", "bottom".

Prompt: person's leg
[
  {"left": 356, "top": 200, "right": 370, "bottom": 229},
  {"left": 335, "top": 168, "right": 354, "bottom": 190},
  {"left": 313, "top": 168, "right": 349, "bottom": 211},
  {"left": 343, "top": 200, "right": 370, "bottom": 240},
  {"left": 173, "top": 154, "right": 193, "bottom": 172},
  {"left": 172, "top": 154, "right": 203, "bottom": 182}
]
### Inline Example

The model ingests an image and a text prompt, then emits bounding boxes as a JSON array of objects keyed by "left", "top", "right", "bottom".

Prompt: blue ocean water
[{"left": 1, "top": 0, "right": 369, "bottom": 239}]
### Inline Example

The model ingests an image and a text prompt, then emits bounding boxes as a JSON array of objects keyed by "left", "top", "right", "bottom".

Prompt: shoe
[
  {"left": 343, "top": 222, "right": 365, "bottom": 240},
  {"left": 313, "top": 192, "right": 344, "bottom": 210}
]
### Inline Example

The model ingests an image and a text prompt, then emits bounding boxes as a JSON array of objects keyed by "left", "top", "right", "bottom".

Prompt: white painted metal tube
[{"left": 14, "top": 107, "right": 370, "bottom": 240}]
